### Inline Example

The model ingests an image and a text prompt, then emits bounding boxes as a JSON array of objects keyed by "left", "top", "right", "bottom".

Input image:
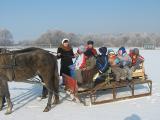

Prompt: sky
[{"left": 0, "top": 0, "right": 160, "bottom": 41}]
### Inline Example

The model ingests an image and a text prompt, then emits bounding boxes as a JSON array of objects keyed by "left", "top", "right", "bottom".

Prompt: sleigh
[{"left": 62, "top": 63, "right": 152, "bottom": 105}]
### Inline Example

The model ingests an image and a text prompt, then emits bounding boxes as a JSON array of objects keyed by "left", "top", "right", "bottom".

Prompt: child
[
  {"left": 86, "top": 40, "right": 97, "bottom": 56},
  {"left": 82, "top": 49, "right": 97, "bottom": 86},
  {"left": 73, "top": 45, "right": 86, "bottom": 84},
  {"left": 108, "top": 49, "right": 126, "bottom": 82},
  {"left": 94, "top": 47, "right": 109, "bottom": 85},
  {"left": 117, "top": 47, "right": 132, "bottom": 80},
  {"left": 129, "top": 48, "right": 144, "bottom": 71}
]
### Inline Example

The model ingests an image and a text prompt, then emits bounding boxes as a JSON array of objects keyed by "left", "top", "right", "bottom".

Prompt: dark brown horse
[{"left": 0, "top": 47, "right": 59, "bottom": 114}]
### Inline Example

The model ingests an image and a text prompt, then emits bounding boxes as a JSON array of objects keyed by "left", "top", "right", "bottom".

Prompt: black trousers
[
  {"left": 42, "top": 86, "right": 48, "bottom": 97},
  {"left": 2, "top": 96, "right": 6, "bottom": 107}
]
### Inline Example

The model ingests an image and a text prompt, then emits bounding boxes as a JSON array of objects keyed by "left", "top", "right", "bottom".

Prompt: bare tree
[{"left": 0, "top": 29, "right": 13, "bottom": 46}]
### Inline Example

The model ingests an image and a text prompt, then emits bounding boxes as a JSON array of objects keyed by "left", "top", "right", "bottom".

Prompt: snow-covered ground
[{"left": 0, "top": 48, "right": 160, "bottom": 120}]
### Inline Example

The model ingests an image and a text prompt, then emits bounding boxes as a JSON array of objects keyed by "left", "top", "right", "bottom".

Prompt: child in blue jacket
[{"left": 95, "top": 47, "right": 109, "bottom": 85}]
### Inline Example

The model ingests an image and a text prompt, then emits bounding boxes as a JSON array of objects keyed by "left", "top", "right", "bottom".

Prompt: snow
[{"left": 0, "top": 48, "right": 160, "bottom": 120}]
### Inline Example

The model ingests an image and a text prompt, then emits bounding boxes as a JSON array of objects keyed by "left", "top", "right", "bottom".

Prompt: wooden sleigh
[{"left": 62, "top": 63, "right": 152, "bottom": 105}]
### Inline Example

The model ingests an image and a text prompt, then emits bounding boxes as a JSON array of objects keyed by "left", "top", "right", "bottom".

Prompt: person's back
[
  {"left": 96, "top": 47, "right": 109, "bottom": 73},
  {"left": 94, "top": 47, "right": 109, "bottom": 85}
]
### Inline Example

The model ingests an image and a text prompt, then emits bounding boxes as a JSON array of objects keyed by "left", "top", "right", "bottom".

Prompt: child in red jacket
[
  {"left": 129, "top": 48, "right": 144, "bottom": 71},
  {"left": 86, "top": 40, "right": 97, "bottom": 56}
]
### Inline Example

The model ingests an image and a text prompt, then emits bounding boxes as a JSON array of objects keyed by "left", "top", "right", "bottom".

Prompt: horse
[{"left": 0, "top": 47, "right": 59, "bottom": 114}]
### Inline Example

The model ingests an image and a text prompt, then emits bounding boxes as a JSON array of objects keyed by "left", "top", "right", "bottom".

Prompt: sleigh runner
[{"left": 62, "top": 63, "right": 152, "bottom": 105}]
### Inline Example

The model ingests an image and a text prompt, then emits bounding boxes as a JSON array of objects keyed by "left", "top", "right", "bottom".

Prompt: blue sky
[{"left": 0, "top": 0, "right": 160, "bottom": 41}]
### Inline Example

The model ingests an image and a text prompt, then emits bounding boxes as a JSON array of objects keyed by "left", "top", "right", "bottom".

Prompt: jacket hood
[{"left": 99, "top": 47, "right": 107, "bottom": 55}]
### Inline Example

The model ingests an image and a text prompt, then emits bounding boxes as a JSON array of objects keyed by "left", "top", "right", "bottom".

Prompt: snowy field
[{"left": 0, "top": 48, "right": 160, "bottom": 120}]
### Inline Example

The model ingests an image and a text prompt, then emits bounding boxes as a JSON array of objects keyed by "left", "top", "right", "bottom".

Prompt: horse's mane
[
  {"left": 0, "top": 47, "right": 43, "bottom": 54},
  {"left": 12, "top": 47, "right": 43, "bottom": 54}
]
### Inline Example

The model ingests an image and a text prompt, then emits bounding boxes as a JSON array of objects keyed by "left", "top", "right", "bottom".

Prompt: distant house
[{"left": 143, "top": 43, "right": 155, "bottom": 50}]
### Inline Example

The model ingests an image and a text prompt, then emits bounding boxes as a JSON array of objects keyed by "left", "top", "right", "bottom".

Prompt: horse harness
[{"left": 0, "top": 52, "right": 17, "bottom": 81}]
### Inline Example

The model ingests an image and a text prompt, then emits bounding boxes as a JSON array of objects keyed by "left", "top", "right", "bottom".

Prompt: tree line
[
  {"left": 1, "top": 28, "right": 160, "bottom": 47},
  {"left": 0, "top": 29, "right": 13, "bottom": 46}
]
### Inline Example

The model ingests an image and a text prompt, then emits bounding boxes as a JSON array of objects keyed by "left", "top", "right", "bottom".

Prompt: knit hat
[
  {"left": 62, "top": 38, "right": 69, "bottom": 44},
  {"left": 133, "top": 48, "right": 139, "bottom": 55},
  {"left": 108, "top": 49, "right": 115, "bottom": 55}
]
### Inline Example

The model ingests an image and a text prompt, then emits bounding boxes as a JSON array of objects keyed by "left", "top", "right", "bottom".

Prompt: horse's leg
[
  {"left": 5, "top": 96, "right": 13, "bottom": 115},
  {"left": 0, "top": 96, "right": 5, "bottom": 110},
  {"left": 38, "top": 73, "right": 53, "bottom": 112},
  {"left": 43, "top": 90, "right": 53, "bottom": 112},
  {"left": 52, "top": 83, "right": 59, "bottom": 104},
  {"left": 0, "top": 96, "right": 2, "bottom": 111},
  {"left": 4, "top": 81, "right": 13, "bottom": 115},
  {"left": 43, "top": 73, "right": 59, "bottom": 111},
  {"left": 0, "top": 79, "right": 3, "bottom": 111}
]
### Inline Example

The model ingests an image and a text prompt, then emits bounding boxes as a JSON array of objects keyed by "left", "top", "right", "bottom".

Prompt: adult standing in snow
[
  {"left": 57, "top": 38, "right": 74, "bottom": 85},
  {"left": 40, "top": 38, "right": 74, "bottom": 99}
]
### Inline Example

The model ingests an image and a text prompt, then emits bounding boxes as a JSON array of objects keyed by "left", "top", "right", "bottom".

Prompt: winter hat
[
  {"left": 84, "top": 49, "right": 94, "bottom": 57},
  {"left": 108, "top": 49, "right": 115, "bottom": 55},
  {"left": 62, "top": 38, "right": 69, "bottom": 44},
  {"left": 119, "top": 47, "right": 126, "bottom": 54},
  {"left": 129, "top": 49, "right": 134, "bottom": 54},
  {"left": 99, "top": 47, "right": 107, "bottom": 55},
  {"left": 78, "top": 45, "right": 86, "bottom": 53},
  {"left": 87, "top": 40, "right": 94, "bottom": 45},
  {"left": 133, "top": 48, "right": 139, "bottom": 55}
]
